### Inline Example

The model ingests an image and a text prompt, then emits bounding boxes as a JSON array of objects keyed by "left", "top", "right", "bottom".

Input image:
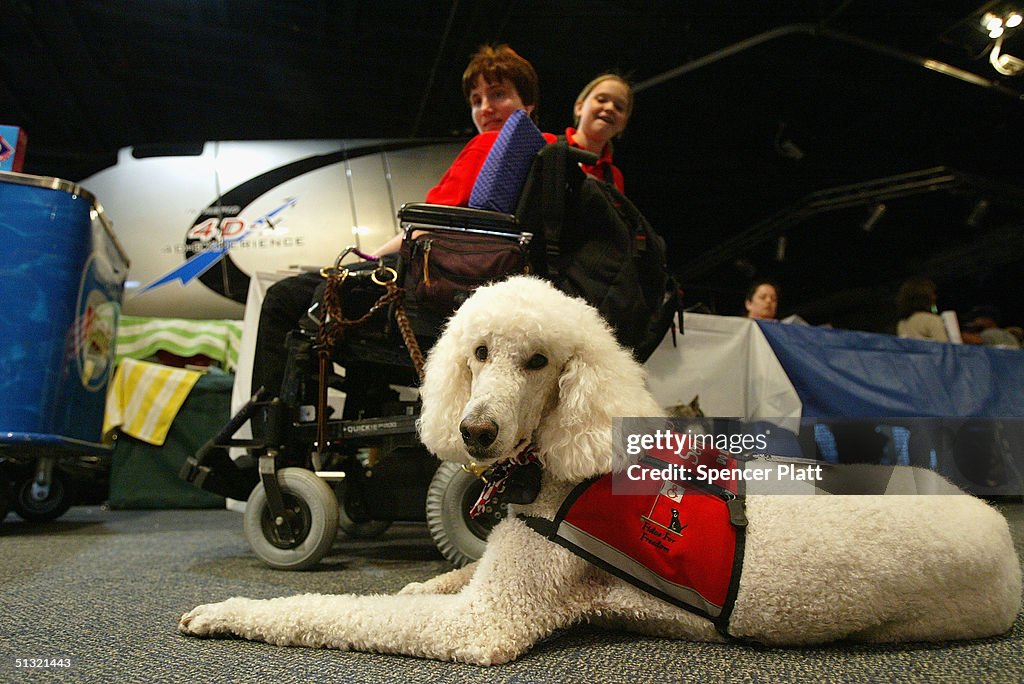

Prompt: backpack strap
[
  {"left": 541, "top": 139, "right": 570, "bottom": 283},
  {"left": 560, "top": 133, "right": 615, "bottom": 185},
  {"left": 537, "top": 136, "right": 599, "bottom": 283}
]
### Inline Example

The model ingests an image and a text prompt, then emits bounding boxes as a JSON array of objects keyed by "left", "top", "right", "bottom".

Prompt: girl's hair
[
  {"left": 462, "top": 44, "right": 541, "bottom": 124},
  {"left": 573, "top": 73, "right": 634, "bottom": 128},
  {"left": 896, "top": 277, "right": 937, "bottom": 318}
]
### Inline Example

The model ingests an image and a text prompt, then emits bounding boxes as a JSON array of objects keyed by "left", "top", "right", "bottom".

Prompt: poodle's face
[
  {"left": 458, "top": 331, "right": 565, "bottom": 464},
  {"left": 419, "top": 276, "right": 657, "bottom": 482}
]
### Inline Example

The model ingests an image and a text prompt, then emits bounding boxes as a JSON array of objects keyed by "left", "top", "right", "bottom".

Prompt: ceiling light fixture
[
  {"left": 979, "top": 7, "right": 1024, "bottom": 75},
  {"left": 861, "top": 203, "right": 886, "bottom": 232},
  {"left": 774, "top": 121, "right": 805, "bottom": 160},
  {"left": 990, "top": 35, "right": 1024, "bottom": 75},
  {"left": 984, "top": 13, "right": 1005, "bottom": 37},
  {"left": 981, "top": 8, "right": 1022, "bottom": 35},
  {"left": 966, "top": 199, "right": 990, "bottom": 227},
  {"left": 775, "top": 236, "right": 787, "bottom": 262}
]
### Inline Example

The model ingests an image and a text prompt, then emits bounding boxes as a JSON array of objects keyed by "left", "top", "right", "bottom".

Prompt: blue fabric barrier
[
  {"left": 646, "top": 315, "right": 1024, "bottom": 493},
  {"left": 756, "top": 322, "right": 1024, "bottom": 418}
]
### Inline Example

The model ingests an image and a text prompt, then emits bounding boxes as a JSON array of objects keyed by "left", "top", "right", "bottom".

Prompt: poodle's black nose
[{"left": 460, "top": 417, "right": 499, "bottom": 450}]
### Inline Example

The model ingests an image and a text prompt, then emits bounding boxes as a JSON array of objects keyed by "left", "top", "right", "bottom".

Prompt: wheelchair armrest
[{"left": 398, "top": 202, "right": 518, "bottom": 236}]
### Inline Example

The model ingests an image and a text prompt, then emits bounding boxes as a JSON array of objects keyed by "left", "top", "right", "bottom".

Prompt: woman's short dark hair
[
  {"left": 896, "top": 277, "right": 937, "bottom": 319},
  {"left": 745, "top": 279, "right": 780, "bottom": 302},
  {"left": 462, "top": 44, "right": 540, "bottom": 124}
]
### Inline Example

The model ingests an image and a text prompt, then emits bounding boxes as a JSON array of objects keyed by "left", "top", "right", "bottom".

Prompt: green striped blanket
[{"left": 115, "top": 316, "right": 244, "bottom": 371}]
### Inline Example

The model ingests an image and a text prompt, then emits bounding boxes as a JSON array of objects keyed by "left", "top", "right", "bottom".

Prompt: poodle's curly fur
[{"left": 180, "top": 276, "right": 1022, "bottom": 665}]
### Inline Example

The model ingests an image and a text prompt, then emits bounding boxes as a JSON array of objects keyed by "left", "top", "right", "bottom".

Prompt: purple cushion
[{"left": 469, "top": 109, "right": 546, "bottom": 214}]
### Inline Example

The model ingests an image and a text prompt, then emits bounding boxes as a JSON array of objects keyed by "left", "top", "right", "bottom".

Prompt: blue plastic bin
[{"left": 0, "top": 171, "right": 129, "bottom": 452}]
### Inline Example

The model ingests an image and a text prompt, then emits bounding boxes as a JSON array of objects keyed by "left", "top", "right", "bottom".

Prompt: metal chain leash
[{"left": 318, "top": 251, "right": 426, "bottom": 382}]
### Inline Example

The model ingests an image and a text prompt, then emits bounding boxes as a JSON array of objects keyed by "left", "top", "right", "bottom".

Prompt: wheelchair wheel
[
  {"left": 0, "top": 478, "right": 11, "bottom": 523},
  {"left": 333, "top": 479, "right": 392, "bottom": 539},
  {"left": 243, "top": 467, "right": 339, "bottom": 570},
  {"left": 12, "top": 471, "right": 73, "bottom": 522},
  {"left": 425, "top": 461, "right": 506, "bottom": 568}
]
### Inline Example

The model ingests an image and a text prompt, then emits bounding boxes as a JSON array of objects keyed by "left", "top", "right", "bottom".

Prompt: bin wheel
[
  {"left": 243, "top": 467, "right": 339, "bottom": 570},
  {"left": 13, "top": 472, "right": 73, "bottom": 522},
  {"left": 334, "top": 479, "right": 392, "bottom": 539},
  {"left": 0, "top": 479, "right": 11, "bottom": 523},
  {"left": 425, "top": 461, "right": 506, "bottom": 568}
]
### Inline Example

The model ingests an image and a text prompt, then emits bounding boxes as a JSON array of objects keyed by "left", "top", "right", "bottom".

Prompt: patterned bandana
[{"left": 468, "top": 444, "right": 540, "bottom": 519}]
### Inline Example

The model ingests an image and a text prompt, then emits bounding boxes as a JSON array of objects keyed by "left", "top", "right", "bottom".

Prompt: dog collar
[{"left": 467, "top": 445, "right": 540, "bottom": 519}]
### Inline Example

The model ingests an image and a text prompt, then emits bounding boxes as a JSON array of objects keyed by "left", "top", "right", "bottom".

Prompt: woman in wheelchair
[
  {"left": 252, "top": 61, "right": 638, "bottom": 401},
  {"left": 251, "top": 44, "right": 554, "bottom": 400},
  {"left": 180, "top": 44, "right": 566, "bottom": 569},
  {"left": 183, "top": 52, "right": 651, "bottom": 571}
]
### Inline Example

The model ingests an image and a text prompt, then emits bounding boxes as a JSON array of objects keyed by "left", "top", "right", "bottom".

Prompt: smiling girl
[{"left": 566, "top": 74, "right": 634, "bottom": 193}]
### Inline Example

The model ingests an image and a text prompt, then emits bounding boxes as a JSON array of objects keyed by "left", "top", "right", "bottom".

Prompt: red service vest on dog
[{"left": 523, "top": 440, "right": 746, "bottom": 635}]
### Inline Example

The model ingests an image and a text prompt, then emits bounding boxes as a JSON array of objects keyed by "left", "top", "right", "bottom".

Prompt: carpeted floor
[{"left": 1, "top": 503, "right": 1022, "bottom": 683}]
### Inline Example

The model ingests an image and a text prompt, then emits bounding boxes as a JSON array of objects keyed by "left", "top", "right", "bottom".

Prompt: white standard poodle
[{"left": 179, "top": 276, "right": 1022, "bottom": 664}]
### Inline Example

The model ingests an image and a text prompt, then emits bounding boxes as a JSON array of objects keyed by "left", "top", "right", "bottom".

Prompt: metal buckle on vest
[{"left": 462, "top": 461, "right": 490, "bottom": 480}]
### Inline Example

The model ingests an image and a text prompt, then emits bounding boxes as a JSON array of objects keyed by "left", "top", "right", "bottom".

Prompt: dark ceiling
[{"left": 4, "top": 0, "right": 1024, "bottom": 331}]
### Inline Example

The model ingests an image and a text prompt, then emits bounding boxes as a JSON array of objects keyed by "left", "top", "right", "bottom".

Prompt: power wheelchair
[{"left": 182, "top": 141, "right": 601, "bottom": 570}]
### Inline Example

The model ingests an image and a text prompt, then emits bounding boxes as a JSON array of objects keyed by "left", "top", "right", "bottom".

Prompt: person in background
[
  {"left": 961, "top": 305, "right": 1021, "bottom": 348},
  {"left": 745, "top": 279, "right": 780, "bottom": 321},
  {"left": 565, "top": 73, "right": 633, "bottom": 193},
  {"left": 895, "top": 277, "right": 947, "bottom": 342},
  {"left": 1007, "top": 326, "right": 1024, "bottom": 346}
]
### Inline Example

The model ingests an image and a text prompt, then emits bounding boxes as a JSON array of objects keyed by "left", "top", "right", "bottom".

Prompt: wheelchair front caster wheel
[
  {"left": 425, "top": 461, "right": 507, "bottom": 568},
  {"left": 243, "top": 467, "right": 339, "bottom": 570},
  {"left": 12, "top": 471, "right": 73, "bottom": 522}
]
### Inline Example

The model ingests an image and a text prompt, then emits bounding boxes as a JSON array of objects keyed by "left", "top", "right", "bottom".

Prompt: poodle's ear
[
  {"left": 535, "top": 314, "right": 664, "bottom": 481},
  {"left": 417, "top": 319, "right": 472, "bottom": 464}
]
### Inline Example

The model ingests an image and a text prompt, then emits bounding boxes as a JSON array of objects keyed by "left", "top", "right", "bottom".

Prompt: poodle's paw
[
  {"left": 397, "top": 581, "right": 430, "bottom": 595},
  {"left": 178, "top": 600, "right": 243, "bottom": 637},
  {"left": 397, "top": 565, "right": 475, "bottom": 595}
]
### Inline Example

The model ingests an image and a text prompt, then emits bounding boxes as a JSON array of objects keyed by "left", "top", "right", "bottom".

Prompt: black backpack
[{"left": 516, "top": 141, "right": 681, "bottom": 361}]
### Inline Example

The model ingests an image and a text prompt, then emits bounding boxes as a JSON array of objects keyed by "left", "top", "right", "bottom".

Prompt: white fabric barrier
[
  {"left": 644, "top": 313, "right": 802, "bottom": 420},
  {"left": 226, "top": 271, "right": 288, "bottom": 512},
  {"left": 230, "top": 271, "right": 290, "bottom": 424}
]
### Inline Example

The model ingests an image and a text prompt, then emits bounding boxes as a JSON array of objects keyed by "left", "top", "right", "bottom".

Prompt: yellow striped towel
[{"left": 103, "top": 358, "right": 203, "bottom": 446}]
